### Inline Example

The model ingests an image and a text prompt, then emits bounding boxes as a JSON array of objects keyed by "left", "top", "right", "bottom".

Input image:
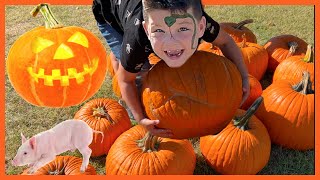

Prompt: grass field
[{"left": 5, "top": 5, "right": 314, "bottom": 175}]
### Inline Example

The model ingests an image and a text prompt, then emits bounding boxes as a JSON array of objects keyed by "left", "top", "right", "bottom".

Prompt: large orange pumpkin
[
  {"left": 74, "top": 98, "right": 132, "bottom": 157},
  {"left": 105, "top": 125, "right": 196, "bottom": 175},
  {"left": 220, "top": 19, "right": 257, "bottom": 43},
  {"left": 240, "top": 74, "right": 262, "bottom": 110},
  {"left": 200, "top": 97, "right": 271, "bottom": 174},
  {"left": 264, "top": 34, "right": 308, "bottom": 72},
  {"left": 21, "top": 156, "right": 96, "bottom": 175},
  {"left": 273, "top": 44, "right": 314, "bottom": 90},
  {"left": 6, "top": 4, "right": 107, "bottom": 107},
  {"left": 142, "top": 51, "right": 242, "bottom": 139},
  {"left": 256, "top": 72, "right": 314, "bottom": 150},
  {"left": 237, "top": 35, "right": 268, "bottom": 80}
]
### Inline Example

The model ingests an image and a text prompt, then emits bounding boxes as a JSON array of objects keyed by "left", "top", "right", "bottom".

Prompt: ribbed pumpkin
[
  {"left": 197, "top": 41, "right": 223, "bottom": 56},
  {"left": 237, "top": 35, "right": 268, "bottom": 80},
  {"left": 105, "top": 125, "right": 196, "bottom": 175},
  {"left": 273, "top": 44, "right": 314, "bottom": 90},
  {"left": 264, "top": 34, "right": 308, "bottom": 72},
  {"left": 74, "top": 98, "right": 132, "bottom": 156},
  {"left": 256, "top": 72, "right": 314, "bottom": 150},
  {"left": 106, "top": 52, "right": 116, "bottom": 77},
  {"left": 240, "top": 74, "right": 262, "bottom": 110},
  {"left": 220, "top": 19, "right": 257, "bottom": 43},
  {"left": 111, "top": 73, "right": 121, "bottom": 98},
  {"left": 142, "top": 51, "right": 242, "bottom": 139},
  {"left": 6, "top": 4, "right": 107, "bottom": 107},
  {"left": 200, "top": 97, "right": 271, "bottom": 174},
  {"left": 21, "top": 156, "right": 96, "bottom": 175}
]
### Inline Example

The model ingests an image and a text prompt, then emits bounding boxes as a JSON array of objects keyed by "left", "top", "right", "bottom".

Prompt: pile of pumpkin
[
  {"left": 104, "top": 19, "right": 314, "bottom": 175},
  {"left": 8, "top": 5, "right": 313, "bottom": 174}
]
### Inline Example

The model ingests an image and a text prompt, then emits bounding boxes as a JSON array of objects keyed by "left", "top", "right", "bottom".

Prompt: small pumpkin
[
  {"left": 142, "top": 51, "right": 242, "bottom": 139},
  {"left": 197, "top": 41, "right": 223, "bottom": 56},
  {"left": 220, "top": 19, "right": 257, "bottom": 43},
  {"left": 200, "top": 97, "right": 271, "bottom": 174},
  {"left": 148, "top": 53, "right": 162, "bottom": 65},
  {"left": 240, "top": 74, "right": 262, "bottom": 110},
  {"left": 264, "top": 34, "right": 308, "bottom": 72},
  {"left": 106, "top": 52, "right": 116, "bottom": 77},
  {"left": 111, "top": 73, "right": 121, "bottom": 98},
  {"left": 237, "top": 34, "right": 268, "bottom": 80},
  {"left": 105, "top": 125, "right": 196, "bottom": 175},
  {"left": 74, "top": 98, "right": 132, "bottom": 156},
  {"left": 273, "top": 44, "right": 314, "bottom": 90},
  {"left": 6, "top": 4, "right": 107, "bottom": 107},
  {"left": 256, "top": 72, "right": 314, "bottom": 150},
  {"left": 21, "top": 156, "right": 96, "bottom": 175}
]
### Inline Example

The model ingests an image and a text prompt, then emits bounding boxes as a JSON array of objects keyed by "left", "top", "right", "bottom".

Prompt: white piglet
[{"left": 11, "top": 119, "right": 104, "bottom": 174}]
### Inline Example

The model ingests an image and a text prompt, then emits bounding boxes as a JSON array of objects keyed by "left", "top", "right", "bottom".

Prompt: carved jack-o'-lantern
[{"left": 6, "top": 4, "right": 107, "bottom": 107}]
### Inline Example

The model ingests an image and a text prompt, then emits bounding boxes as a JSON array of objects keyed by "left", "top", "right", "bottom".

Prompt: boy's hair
[{"left": 142, "top": 0, "right": 203, "bottom": 21}]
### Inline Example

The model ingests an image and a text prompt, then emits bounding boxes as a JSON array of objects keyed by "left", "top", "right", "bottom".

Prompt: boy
[{"left": 92, "top": 0, "right": 249, "bottom": 138}]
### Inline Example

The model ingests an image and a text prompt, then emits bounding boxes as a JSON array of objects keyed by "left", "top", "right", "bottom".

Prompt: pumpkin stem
[
  {"left": 235, "top": 19, "right": 254, "bottom": 29},
  {"left": 292, "top": 71, "right": 314, "bottom": 94},
  {"left": 92, "top": 107, "right": 115, "bottom": 124},
  {"left": 137, "top": 132, "right": 159, "bottom": 153},
  {"left": 240, "top": 34, "right": 247, "bottom": 48},
  {"left": 233, "top": 96, "right": 263, "bottom": 131},
  {"left": 31, "top": 3, "right": 63, "bottom": 29},
  {"left": 303, "top": 45, "right": 314, "bottom": 63},
  {"left": 286, "top": 41, "right": 298, "bottom": 59}
]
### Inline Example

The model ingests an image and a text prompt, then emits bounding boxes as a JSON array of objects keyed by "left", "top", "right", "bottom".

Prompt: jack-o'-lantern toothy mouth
[{"left": 27, "top": 58, "right": 99, "bottom": 86}]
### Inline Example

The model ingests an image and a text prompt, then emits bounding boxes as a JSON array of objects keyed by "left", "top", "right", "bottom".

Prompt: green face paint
[{"left": 164, "top": 13, "right": 197, "bottom": 49}]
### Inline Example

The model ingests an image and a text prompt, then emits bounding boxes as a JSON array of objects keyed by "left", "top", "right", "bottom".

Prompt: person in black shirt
[{"left": 92, "top": 0, "right": 249, "bottom": 138}]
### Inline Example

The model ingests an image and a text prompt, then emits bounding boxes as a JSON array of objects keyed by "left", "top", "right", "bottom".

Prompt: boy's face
[{"left": 143, "top": 8, "right": 206, "bottom": 68}]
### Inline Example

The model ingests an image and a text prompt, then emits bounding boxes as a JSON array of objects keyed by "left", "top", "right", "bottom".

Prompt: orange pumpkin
[
  {"left": 237, "top": 35, "right": 268, "bottom": 80},
  {"left": 200, "top": 97, "right": 271, "bottom": 174},
  {"left": 148, "top": 53, "right": 162, "bottom": 65},
  {"left": 105, "top": 125, "right": 196, "bottom": 175},
  {"left": 273, "top": 45, "right": 314, "bottom": 90},
  {"left": 220, "top": 19, "right": 257, "bottom": 43},
  {"left": 264, "top": 34, "right": 308, "bottom": 72},
  {"left": 142, "top": 51, "right": 242, "bottom": 139},
  {"left": 197, "top": 41, "right": 223, "bottom": 56},
  {"left": 6, "top": 4, "right": 107, "bottom": 107},
  {"left": 240, "top": 74, "right": 262, "bottom": 110},
  {"left": 74, "top": 98, "right": 132, "bottom": 157},
  {"left": 256, "top": 72, "right": 314, "bottom": 150},
  {"left": 21, "top": 156, "right": 96, "bottom": 175},
  {"left": 106, "top": 52, "right": 116, "bottom": 77},
  {"left": 111, "top": 73, "right": 121, "bottom": 98}
]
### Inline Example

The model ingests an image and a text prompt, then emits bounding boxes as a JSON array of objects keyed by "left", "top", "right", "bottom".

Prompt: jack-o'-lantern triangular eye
[
  {"left": 32, "top": 37, "right": 55, "bottom": 53},
  {"left": 67, "top": 31, "right": 89, "bottom": 48}
]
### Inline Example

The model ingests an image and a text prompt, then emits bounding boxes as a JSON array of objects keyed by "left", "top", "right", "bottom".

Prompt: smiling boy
[{"left": 92, "top": 0, "right": 249, "bottom": 138}]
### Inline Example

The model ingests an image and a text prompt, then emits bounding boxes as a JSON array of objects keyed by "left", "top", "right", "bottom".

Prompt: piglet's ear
[
  {"left": 29, "top": 137, "right": 36, "bottom": 150},
  {"left": 21, "top": 133, "right": 27, "bottom": 144}
]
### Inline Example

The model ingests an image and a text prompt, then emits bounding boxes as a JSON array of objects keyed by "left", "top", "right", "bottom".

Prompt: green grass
[{"left": 5, "top": 5, "right": 314, "bottom": 175}]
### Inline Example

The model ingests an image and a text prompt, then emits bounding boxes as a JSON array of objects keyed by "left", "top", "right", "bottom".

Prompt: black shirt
[{"left": 92, "top": 0, "right": 220, "bottom": 73}]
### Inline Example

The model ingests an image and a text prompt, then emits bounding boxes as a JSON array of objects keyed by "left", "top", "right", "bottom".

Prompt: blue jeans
[{"left": 97, "top": 22, "right": 123, "bottom": 60}]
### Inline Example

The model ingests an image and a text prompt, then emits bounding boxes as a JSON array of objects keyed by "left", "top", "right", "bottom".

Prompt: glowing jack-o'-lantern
[{"left": 6, "top": 4, "right": 107, "bottom": 107}]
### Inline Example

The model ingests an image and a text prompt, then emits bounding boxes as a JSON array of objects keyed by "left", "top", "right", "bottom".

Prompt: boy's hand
[
  {"left": 240, "top": 76, "right": 250, "bottom": 107},
  {"left": 139, "top": 119, "right": 173, "bottom": 138}
]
